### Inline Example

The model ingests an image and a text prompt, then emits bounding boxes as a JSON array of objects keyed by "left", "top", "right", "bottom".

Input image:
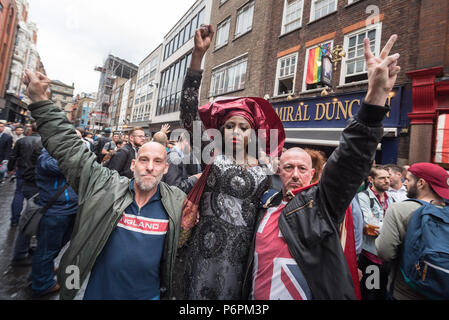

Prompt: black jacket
[
  {"left": 105, "top": 142, "right": 136, "bottom": 179},
  {"left": 7, "top": 133, "right": 43, "bottom": 185},
  {"left": 162, "top": 147, "right": 201, "bottom": 194},
  {"left": 242, "top": 102, "right": 389, "bottom": 300},
  {"left": 0, "top": 132, "right": 12, "bottom": 162}
]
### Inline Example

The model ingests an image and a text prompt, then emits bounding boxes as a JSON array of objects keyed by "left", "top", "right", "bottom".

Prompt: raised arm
[
  {"left": 318, "top": 35, "right": 401, "bottom": 225},
  {"left": 22, "top": 70, "right": 121, "bottom": 198},
  {"left": 179, "top": 26, "right": 214, "bottom": 166}
]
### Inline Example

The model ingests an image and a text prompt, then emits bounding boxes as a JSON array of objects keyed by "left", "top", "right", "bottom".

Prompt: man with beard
[
  {"left": 385, "top": 164, "right": 408, "bottom": 202},
  {"left": 106, "top": 127, "right": 146, "bottom": 179},
  {"left": 376, "top": 163, "right": 449, "bottom": 299},
  {"left": 21, "top": 69, "right": 186, "bottom": 300},
  {"left": 358, "top": 165, "right": 394, "bottom": 300}
]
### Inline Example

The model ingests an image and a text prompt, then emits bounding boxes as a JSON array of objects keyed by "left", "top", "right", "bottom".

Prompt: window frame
[
  {"left": 215, "top": 17, "right": 231, "bottom": 50},
  {"left": 274, "top": 52, "right": 299, "bottom": 97},
  {"left": 234, "top": 1, "right": 255, "bottom": 39},
  {"left": 209, "top": 56, "right": 248, "bottom": 98},
  {"left": 281, "top": 0, "right": 305, "bottom": 35},
  {"left": 340, "top": 22, "right": 382, "bottom": 86},
  {"left": 309, "top": 0, "right": 338, "bottom": 23}
]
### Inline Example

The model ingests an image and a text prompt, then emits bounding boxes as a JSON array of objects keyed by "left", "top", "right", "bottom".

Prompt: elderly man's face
[
  {"left": 131, "top": 142, "right": 169, "bottom": 192},
  {"left": 279, "top": 149, "right": 315, "bottom": 199}
]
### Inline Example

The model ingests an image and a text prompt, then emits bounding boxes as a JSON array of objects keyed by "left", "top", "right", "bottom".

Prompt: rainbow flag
[{"left": 306, "top": 43, "right": 331, "bottom": 85}]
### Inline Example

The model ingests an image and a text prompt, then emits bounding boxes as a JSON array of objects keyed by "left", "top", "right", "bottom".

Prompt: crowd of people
[{"left": 0, "top": 24, "right": 447, "bottom": 301}]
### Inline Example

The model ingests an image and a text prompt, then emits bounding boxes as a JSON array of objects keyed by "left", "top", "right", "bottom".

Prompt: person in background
[
  {"left": 162, "top": 132, "right": 201, "bottom": 194},
  {"left": 106, "top": 127, "right": 146, "bottom": 179},
  {"left": 0, "top": 122, "right": 13, "bottom": 184},
  {"left": 12, "top": 126, "right": 25, "bottom": 148},
  {"left": 385, "top": 164, "right": 408, "bottom": 202},
  {"left": 376, "top": 163, "right": 449, "bottom": 300},
  {"left": 358, "top": 165, "right": 394, "bottom": 300},
  {"left": 30, "top": 148, "right": 78, "bottom": 298}
]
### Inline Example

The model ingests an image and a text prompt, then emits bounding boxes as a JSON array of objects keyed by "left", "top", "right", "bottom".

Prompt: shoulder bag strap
[{"left": 41, "top": 183, "right": 70, "bottom": 213}]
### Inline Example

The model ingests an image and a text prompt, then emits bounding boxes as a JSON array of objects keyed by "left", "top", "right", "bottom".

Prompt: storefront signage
[{"left": 273, "top": 87, "right": 403, "bottom": 128}]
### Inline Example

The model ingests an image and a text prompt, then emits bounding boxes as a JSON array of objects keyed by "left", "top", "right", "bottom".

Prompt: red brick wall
[
  {"left": 0, "top": 0, "right": 18, "bottom": 98},
  {"left": 264, "top": 0, "right": 423, "bottom": 102}
]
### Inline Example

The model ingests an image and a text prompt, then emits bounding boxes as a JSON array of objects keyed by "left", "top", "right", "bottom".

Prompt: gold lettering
[
  {"left": 286, "top": 106, "right": 294, "bottom": 122},
  {"left": 315, "top": 103, "right": 326, "bottom": 121},
  {"left": 336, "top": 101, "right": 348, "bottom": 120},
  {"left": 294, "top": 106, "right": 302, "bottom": 121},
  {"left": 303, "top": 105, "right": 311, "bottom": 121},
  {"left": 325, "top": 102, "right": 335, "bottom": 121},
  {"left": 349, "top": 99, "right": 360, "bottom": 118}
]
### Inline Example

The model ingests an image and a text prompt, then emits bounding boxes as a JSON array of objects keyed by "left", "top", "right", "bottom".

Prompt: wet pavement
[{"left": 0, "top": 176, "right": 61, "bottom": 300}]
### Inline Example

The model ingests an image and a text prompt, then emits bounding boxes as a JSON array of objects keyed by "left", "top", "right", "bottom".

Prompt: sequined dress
[{"left": 179, "top": 69, "right": 269, "bottom": 299}]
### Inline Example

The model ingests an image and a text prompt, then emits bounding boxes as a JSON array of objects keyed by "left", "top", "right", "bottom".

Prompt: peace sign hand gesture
[{"left": 364, "top": 34, "right": 401, "bottom": 106}]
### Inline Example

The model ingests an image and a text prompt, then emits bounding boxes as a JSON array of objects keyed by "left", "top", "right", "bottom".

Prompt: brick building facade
[
  {"left": 201, "top": 0, "right": 449, "bottom": 167},
  {"left": 0, "top": 0, "right": 18, "bottom": 109}
]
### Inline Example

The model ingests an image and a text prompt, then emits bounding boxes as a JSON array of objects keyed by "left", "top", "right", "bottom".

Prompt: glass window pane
[{"left": 347, "top": 62, "right": 355, "bottom": 75}]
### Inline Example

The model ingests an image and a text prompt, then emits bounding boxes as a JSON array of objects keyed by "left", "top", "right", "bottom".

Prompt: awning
[
  {"left": 284, "top": 127, "right": 397, "bottom": 150},
  {"left": 435, "top": 114, "right": 449, "bottom": 164}
]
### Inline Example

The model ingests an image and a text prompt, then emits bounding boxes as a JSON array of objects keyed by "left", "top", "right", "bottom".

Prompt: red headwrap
[
  {"left": 198, "top": 97, "right": 285, "bottom": 157},
  {"left": 178, "top": 97, "right": 285, "bottom": 245}
]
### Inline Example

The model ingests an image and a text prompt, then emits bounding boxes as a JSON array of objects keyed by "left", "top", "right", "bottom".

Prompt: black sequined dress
[{"left": 178, "top": 69, "right": 269, "bottom": 300}]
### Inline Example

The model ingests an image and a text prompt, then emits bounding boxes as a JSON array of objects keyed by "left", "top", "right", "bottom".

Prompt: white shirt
[{"left": 387, "top": 185, "right": 408, "bottom": 202}]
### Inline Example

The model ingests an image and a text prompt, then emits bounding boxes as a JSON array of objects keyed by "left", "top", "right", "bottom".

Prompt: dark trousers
[
  {"left": 12, "top": 184, "right": 39, "bottom": 261},
  {"left": 359, "top": 253, "right": 391, "bottom": 300},
  {"left": 10, "top": 168, "right": 24, "bottom": 224},
  {"left": 31, "top": 214, "right": 75, "bottom": 296}
]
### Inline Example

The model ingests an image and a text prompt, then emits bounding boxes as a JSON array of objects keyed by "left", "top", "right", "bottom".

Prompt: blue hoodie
[{"left": 35, "top": 149, "right": 78, "bottom": 216}]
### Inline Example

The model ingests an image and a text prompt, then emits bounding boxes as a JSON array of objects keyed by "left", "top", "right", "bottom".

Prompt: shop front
[
  {"left": 0, "top": 94, "right": 31, "bottom": 124},
  {"left": 272, "top": 86, "right": 412, "bottom": 165}
]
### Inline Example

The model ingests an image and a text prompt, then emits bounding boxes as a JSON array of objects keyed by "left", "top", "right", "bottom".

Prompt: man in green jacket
[{"left": 22, "top": 70, "right": 186, "bottom": 300}]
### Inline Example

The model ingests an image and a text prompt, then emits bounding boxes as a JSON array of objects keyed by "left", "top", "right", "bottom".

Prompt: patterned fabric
[
  {"left": 251, "top": 203, "right": 312, "bottom": 300},
  {"left": 183, "top": 156, "right": 269, "bottom": 299},
  {"left": 178, "top": 69, "right": 271, "bottom": 300}
]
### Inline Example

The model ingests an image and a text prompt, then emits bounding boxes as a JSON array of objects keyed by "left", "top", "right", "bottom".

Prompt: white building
[
  {"left": 149, "top": 0, "right": 212, "bottom": 134},
  {"left": 6, "top": 0, "right": 39, "bottom": 105},
  {"left": 130, "top": 44, "right": 163, "bottom": 134}
]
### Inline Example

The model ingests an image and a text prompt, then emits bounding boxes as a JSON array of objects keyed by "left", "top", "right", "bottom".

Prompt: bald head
[
  {"left": 153, "top": 131, "right": 168, "bottom": 147},
  {"left": 138, "top": 141, "right": 168, "bottom": 160},
  {"left": 279, "top": 148, "right": 315, "bottom": 200},
  {"left": 280, "top": 148, "right": 313, "bottom": 168}
]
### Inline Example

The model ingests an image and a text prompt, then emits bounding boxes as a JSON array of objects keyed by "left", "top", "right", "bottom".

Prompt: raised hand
[
  {"left": 190, "top": 25, "right": 215, "bottom": 71},
  {"left": 160, "top": 124, "right": 171, "bottom": 135},
  {"left": 364, "top": 34, "right": 401, "bottom": 106},
  {"left": 22, "top": 69, "right": 51, "bottom": 103}
]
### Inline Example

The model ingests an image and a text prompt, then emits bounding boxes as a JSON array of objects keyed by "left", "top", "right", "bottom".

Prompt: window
[
  {"left": 156, "top": 52, "right": 192, "bottom": 116},
  {"left": 281, "top": 0, "right": 304, "bottom": 34},
  {"left": 197, "top": 8, "right": 205, "bottom": 27},
  {"left": 216, "top": 17, "right": 231, "bottom": 49},
  {"left": 310, "top": 0, "right": 337, "bottom": 22},
  {"left": 220, "top": 0, "right": 228, "bottom": 5},
  {"left": 348, "top": 0, "right": 360, "bottom": 4},
  {"left": 341, "top": 23, "right": 381, "bottom": 84},
  {"left": 235, "top": 1, "right": 254, "bottom": 38},
  {"left": 209, "top": 57, "right": 248, "bottom": 97},
  {"left": 190, "top": 14, "right": 198, "bottom": 38},
  {"left": 302, "top": 41, "right": 333, "bottom": 91},
  {"left": 274, "top": 53, "right": 298, "bottom": 96}
]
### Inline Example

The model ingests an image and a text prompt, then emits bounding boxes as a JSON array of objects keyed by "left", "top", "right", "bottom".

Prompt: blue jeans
[
  {"left": 12, "top": 184, "right": 39, "bottom": 261},
  {"left": 10, "top": 168, "right": 25, "bottom": 224},
  {"left": 31, "top": 214, "right": 75, "bottom": 296}
]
